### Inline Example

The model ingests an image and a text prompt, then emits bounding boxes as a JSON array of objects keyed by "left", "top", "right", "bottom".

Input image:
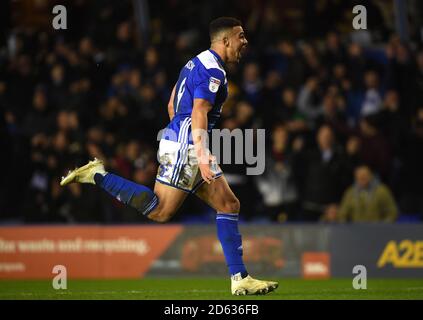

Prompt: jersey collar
[{"left": 208, "top": 49, "right": 226, "bottom": 69}]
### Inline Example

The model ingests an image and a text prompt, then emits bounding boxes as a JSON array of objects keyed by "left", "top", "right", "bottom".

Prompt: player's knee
[{"left": 221, "top": 197, "right": 240, "bottom": 214}]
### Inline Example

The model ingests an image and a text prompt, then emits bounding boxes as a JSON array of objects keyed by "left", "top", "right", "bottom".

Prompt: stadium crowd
[{"left": 1, "top": 0, "right": 423, "bottom": 223}]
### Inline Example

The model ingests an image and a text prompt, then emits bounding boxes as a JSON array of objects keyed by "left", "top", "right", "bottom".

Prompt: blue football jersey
[{"left": 162, "top": 49, "right": 228, "bottom": 144}]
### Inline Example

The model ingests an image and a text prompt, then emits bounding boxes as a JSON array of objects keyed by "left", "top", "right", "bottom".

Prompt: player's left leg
[{"left": 194, "top": 175, "right": 278, "bottom": 295}]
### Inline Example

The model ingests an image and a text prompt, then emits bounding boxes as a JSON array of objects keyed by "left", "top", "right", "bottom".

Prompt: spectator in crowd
[
  {"left": 295, "top": 125, "right": 349, "bottom": 221},
  {"left": 386, "top": 38, "right": 415, "bottom": 117},
  {"left": 297, "top": 76, "right": 323, "bottom": 127},
  {"left": 255, "top": 124, "right": 299, "bottom": 222},
  {"left": 378, "top": 90, "right": 407, "bottom": 154},
  {"left": 398, "top": 108, "right": 423, "bottom": 220},
  {"left": 271, "top": 39, "right": 304, "bottom": 88},
  {"left": 328, "top": 165, "right": 398, "bottom": 222},
  {"left": 360, "top": 70, "right": 383, "bottom": 118},
  {"left": 242, "top": 62, "right": 262, "bottom": 108},
  {"left": 323, "top": 32, "right": 346, "bottom": 70},
  {"left": 315, "top": 88, "right": 350, "bottom": 144},
  {"left": 356, "top": 115, "right": 392, "bottom": 182}
]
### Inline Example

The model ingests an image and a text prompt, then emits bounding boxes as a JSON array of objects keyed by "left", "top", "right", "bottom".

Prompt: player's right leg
[
  {"left": 195, "top": 174, "right": 279, "bottom": 295},
  {"left": 60, "top": 158, "right": 188, "bottom": 223}
]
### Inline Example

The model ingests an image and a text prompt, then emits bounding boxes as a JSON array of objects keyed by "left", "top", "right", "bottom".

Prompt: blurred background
[{"left": 1, "top": 0, "right": 423, "bottom": 225}]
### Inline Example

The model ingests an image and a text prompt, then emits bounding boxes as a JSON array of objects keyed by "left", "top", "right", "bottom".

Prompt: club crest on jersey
[{"left": 209, "top": 77, "right": 221, "bottom": 93}]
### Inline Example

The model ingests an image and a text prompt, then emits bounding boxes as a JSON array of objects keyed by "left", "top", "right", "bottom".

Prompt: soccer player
[{"left": 61, "top": 17, "right": 278, "bottom": 295}]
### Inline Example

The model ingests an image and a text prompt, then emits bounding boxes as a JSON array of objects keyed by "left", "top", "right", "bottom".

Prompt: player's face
[{"left": 226, "top": 26, "right": 248, "bottom": 63}]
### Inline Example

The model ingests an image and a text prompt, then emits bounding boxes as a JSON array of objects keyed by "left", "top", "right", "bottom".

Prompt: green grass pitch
[{"left": 1, "top": 278, "right": 422, "bottom": 300}]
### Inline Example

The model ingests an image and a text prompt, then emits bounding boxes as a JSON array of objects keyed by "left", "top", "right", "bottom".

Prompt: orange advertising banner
[
  {"left": 301, "top": 252, "right": 331, "bottom": 279},
  {"left": 0, "top": 226, "right": 183, "bottom": 279}
]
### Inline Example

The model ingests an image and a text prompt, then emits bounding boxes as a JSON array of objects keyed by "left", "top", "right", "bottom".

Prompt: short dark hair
[{"left": 209, "top": 17, "right": 242, "bottom": 41}]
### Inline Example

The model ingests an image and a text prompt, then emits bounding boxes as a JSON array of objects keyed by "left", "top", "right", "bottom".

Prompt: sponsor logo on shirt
[{"left": 209, "top": 77, "right": 221, "bottom": 93}]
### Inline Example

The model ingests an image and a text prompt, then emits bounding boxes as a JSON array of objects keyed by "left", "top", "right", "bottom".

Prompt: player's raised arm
[
  {"left": 192, "top": 98, "right": 214, "bottom": 184},
  {"left": 167, "top": 84, "right": 176, "bottom": 121}
]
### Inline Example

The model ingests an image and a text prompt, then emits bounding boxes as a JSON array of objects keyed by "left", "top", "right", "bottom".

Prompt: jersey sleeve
[{"left": 193, "top": 66, "right": 225, "bottom": 105}]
